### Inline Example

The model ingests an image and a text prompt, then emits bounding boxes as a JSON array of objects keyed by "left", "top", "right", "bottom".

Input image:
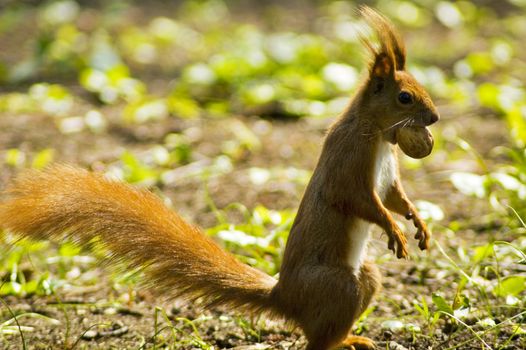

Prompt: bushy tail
[{"left": 0, "top": 165, "right": 277, "bottom": 313}]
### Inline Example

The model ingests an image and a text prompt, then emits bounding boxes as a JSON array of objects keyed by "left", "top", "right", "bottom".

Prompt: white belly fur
[{"left": 346, "top": 142, "right": 397, "bottom": 274}]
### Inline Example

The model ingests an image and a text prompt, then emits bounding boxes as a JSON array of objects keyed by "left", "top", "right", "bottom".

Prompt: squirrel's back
[{"left": 0, "top": 165, "right": 277, "bottom": 312}]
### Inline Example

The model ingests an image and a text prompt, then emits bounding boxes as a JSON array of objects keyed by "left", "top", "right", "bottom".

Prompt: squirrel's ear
[
  {"left": 367, "top": 50, "right": 395, "bottom": 93},
  {"left": 371, "top": 52, "right": 395, "bottom": 79}
]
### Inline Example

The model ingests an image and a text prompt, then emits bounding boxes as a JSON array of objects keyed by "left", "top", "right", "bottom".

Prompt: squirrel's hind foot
[{"left": 338, "top": 335, "right": 376, "bottom": 350}]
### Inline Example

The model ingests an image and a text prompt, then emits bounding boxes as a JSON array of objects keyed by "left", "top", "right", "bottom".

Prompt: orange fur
[
  {"left": 0, "top": 165, "right": 276, "bottom": 312},
  {"left": 0, "top": 7, "right": 439, "bottom": 350}
]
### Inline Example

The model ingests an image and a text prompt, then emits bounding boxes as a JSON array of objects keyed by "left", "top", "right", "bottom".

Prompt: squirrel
[{"left": 0, "top": 7, "right": 439, "bottom": 350}]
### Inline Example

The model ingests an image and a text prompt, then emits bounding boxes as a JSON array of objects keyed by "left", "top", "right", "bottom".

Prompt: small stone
[
  {"left": 81, "top": 330, "right": 98, "bottom": 340},
  {"left": 388, "top": 341, "right": 409, "bottom": 350}
]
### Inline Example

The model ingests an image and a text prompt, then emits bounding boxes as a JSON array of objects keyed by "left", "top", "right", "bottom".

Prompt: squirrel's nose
[{"left": 428, "top": 113, "right": 439, "bottom": 125}]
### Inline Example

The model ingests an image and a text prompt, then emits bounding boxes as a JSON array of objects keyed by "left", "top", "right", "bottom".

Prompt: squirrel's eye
[{"left": 398, "top": 91, "right": 413, "bottom": 105}]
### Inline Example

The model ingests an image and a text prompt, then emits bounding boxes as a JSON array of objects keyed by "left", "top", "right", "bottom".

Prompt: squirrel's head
[{"left": 358, "top": 6, "right": 439, "bottom": 142}]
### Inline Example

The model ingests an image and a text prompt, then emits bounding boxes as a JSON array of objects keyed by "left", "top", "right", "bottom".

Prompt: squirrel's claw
[
  {"left": 396, "top": 236, "right": 409, "bottom": 259},
  {"left": 412, "top": 218, "right": 431, "bottom": 251},
  {"left": 387, "top": 235, "right": 395, "bottom": 253},
  {"left": 386, "top": 228, "right": 408, "bottom": 259},
  {"left": 406, "top": 210, "right": 431, "bottom": 251},
  {"left": 419, "top": 230, "right": 430, "bottom": 250}
]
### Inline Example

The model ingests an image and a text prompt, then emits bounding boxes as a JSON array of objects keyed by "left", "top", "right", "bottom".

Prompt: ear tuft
[{"left": 359, "top": 6, "right": 406, "bottom": 74}]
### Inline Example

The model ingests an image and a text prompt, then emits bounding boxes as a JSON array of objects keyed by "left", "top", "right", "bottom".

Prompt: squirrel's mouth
[
  {"left": 383, "top": 128, "right": 398, "bottom": 144},
  {"left": 381, "top": 111, "right": 438, "bottom": 143},
  {"left": 412, "top": 112, "right": 440, "bottom": 127}
]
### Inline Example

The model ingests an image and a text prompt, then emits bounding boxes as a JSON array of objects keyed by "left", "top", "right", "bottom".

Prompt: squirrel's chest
[{"left": 373, "top": 142, "right": 397, "bottom": 199}]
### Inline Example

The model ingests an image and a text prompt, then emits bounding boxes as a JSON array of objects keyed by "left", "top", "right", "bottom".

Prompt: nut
[{"left": 396, "top": 127, "right": 434, "bottom": 159}]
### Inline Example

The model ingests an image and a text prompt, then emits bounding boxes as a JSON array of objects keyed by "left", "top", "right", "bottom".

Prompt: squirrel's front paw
[
  {"left": 387, "top": 227, "right": 408, "bottom": 259},
  {"left": 412, "top": 217, "right": 431, "bottom": 251},
  {"left": 405, "top": 211, "right": 431, "bottom": 251}
]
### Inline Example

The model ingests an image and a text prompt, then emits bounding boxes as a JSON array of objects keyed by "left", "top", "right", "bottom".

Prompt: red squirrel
[{"left": 0, "top": 7, "right": 438, "bottom": 350}]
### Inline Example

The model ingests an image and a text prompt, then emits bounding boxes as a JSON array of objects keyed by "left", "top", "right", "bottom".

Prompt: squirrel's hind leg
[
  {"left": 303, "top": 262, "right": 381, "bottom": 350},
  {"left": 336, "top": 261, "right": 381, "bottom": 350}
]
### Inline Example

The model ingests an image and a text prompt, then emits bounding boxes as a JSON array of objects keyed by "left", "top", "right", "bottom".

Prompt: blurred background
[{"left": 1, "top": 1, "right": 526, "bottom": 349}]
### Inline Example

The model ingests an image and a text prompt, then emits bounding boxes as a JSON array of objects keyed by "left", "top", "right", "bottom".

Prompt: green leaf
[
  {"left": 432, "top": 293, "right": 454, "bottom": 315},
  {"left": 120, "top": 151, "right": 158, "bottom": 185},
  {"left": 0, "top": 281, "right": 22, "bottom": 296},
  {"left": 58, "top": 242, "right": 81, "bottom": 257},
  {"left": 32, "top": 149, "right": 55, "bottom": 169},
  {"left": 466, "top": 52, "right": 494, "bottom": 75},
  {"left": 5, "top": 149, "right": 26, "bottom": 167},
  {"left": 472, "top": 244, "right": 493, "bottom": 263},
  {"left": 167, "top": 95, "right": 201, "bottom": 119},
  {"left": 477, "top": 83, "right": 500, "bottom": 110},
  {"left": 506, "top": 106, "right": 526, "bottom": 146},
  {"left": 494, "top": 276, "right": 526, "bottom": 297}
]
